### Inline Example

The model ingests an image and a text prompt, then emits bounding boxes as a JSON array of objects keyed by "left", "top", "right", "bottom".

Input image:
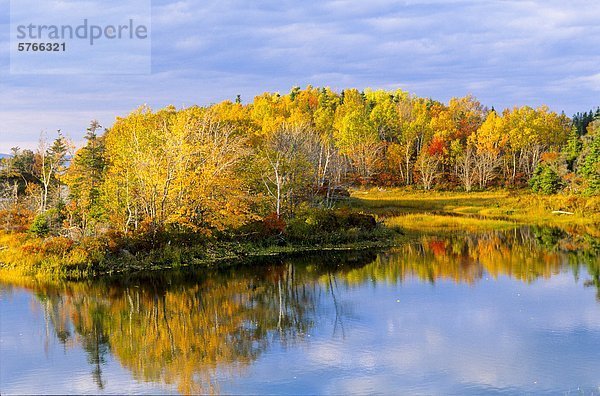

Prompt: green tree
[
  {"left": 64, "top": 121, "right": 107, "bottom": 236},
  {"left": 529, "top": 164, "right": 563, "bottom": 194},
  {"left": 578, "top": 120, "right": 600, "bottom": 194}
]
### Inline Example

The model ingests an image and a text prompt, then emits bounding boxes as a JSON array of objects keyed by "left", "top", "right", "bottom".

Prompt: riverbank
[
  {"left": 1, "top": 188, "right": 598, "bottom": 280},
  {"left": 0, "top": 207, "right": 402, "bottom": 280}
]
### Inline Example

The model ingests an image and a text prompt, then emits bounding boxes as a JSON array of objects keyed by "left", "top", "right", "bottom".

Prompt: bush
[
  {"left": 29, "top": 213, "right": 50, "bottom": 237},
  {"left": 530, "top": 164, "right": 564, "bottom": 194},
  {"left": 0, "top": 206, "right": 34, "bottom": 233},
  {"left": 285, "top": 208, "right": 379, "bottom": 244},
  {"left": 40, "top": 237, "right": 74, "bottom": 257},
  {"left": 236, "top": 213, "right": 286, "bottom": 242},
  {"left": 346, "top": 212, "right": 377, "bottom": 231}
]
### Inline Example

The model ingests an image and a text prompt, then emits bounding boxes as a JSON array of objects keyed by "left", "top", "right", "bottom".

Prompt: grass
[
  {"left": 348, "top": 188, "right": 600, "bottom": 235},
  {"left": 384, "top": 213, "right": 517, "bottom": 234}
]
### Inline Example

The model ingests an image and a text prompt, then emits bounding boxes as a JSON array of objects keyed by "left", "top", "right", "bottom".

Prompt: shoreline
[
  {"left": 1, "top": 189, "right": 599, "bottom": 282},
  {"left": 0, "top": 237, "right": 407, "bottom": 282}
]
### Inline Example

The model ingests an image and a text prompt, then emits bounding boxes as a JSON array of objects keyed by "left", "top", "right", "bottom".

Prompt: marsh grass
[
  {"left": 349, "top": 188, "right": 600, "bottom": 234},
  {"left": 384, "top": 213, "right": 517, "bottom": 234},
  {"left": 0, "top": 225, "right": 398, "bottom": 280}
]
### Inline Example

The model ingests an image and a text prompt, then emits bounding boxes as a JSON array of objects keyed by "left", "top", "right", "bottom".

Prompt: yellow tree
[
  {"left": 250, "top": 93, "right": 290, "bottom": 137},
  {"left": 502, "top": 106, "right": 570, "bottom": 184},
  {"left": 471, "top": 110, "right": 508, "bottom": 189},
  {"left": 333, "top": 89, "right": 382, "bottom": 182},
  {"left": 103, "top": 106, "right": 252, "bottom": 236}
]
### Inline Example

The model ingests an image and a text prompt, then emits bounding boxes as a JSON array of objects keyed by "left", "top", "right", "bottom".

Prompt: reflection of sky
[
  {"left": 1, "top": 266, "right": 599, "bottom": 395},
  {"left": 0, "top": 289, "right": 177, "bottom": 395},
  {"left": 218, "top": 271, "right": 600, "bottom": 395}
]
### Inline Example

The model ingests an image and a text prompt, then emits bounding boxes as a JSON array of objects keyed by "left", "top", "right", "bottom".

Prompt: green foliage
[
  {"left": 563, "top": 128, "right": 582, "bottom": 171},
  {"left": 578, "top": 122, "right": 600, "bottom": 194},
  {"left": 29, "top": 213, "right": 50, "bottom": 237},
  {"left": 28, "top": 204, "right": 67, "bottom": 237},
  {"left": 530, "top": 164, "right": 564, "bottom": 194},
  {"left": 572, "top": 107, "right": 599, "bottom": 136},
  {"left": 285, "top": 209, "right": 381, "bottom": 245},
  {"left": 64, "top": 121, "right": 107, "bottom": 235}
]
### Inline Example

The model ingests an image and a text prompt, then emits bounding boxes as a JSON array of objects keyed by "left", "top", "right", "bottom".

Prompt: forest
[{"left": 0, "top": 86, "right": 598, "bottom": 277}]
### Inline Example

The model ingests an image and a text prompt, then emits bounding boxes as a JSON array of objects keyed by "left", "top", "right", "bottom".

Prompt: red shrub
[
  {"left": 0, "top": 207, "right": 34, "bottom": 233},
  {"left": 40, "top": 237, "right": 74, "bottom": 256},
  {"left": 263, "top": 213, "right": 286, "bottom": 234}
]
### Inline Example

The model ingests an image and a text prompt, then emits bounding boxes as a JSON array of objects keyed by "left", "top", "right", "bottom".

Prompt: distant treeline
[{"left": 0, "top": 86, "right": 598, "bottom": 242}]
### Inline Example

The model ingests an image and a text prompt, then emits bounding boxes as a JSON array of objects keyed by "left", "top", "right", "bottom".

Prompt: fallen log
[{"left": 551, "top": 210, "right": 574, "bottom": 215}]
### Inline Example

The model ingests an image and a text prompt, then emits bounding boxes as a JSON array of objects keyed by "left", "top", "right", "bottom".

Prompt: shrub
[
  {"left": 530, "top": 164, "right": 564, "bottom": 194},
  {"left": 346, "top": 212, "right": 377, "bottom": 231},
  {"left": 285, "top": 208, "right": 379, "bottom": 244},
  {"left": 0, "top": 206, "right": 34, "bottom": 233},
  {"left": 263, "top": 213, "right": 286, "bottom": 234},
  {"left": 236, "top": 213, "right": 286, "bottom": 242},
  {"left": 40, "top": 237, "right": 74, "bottom": 257},
  {"left": 29, "top": 213, "right": 50, "bottom": 237}
]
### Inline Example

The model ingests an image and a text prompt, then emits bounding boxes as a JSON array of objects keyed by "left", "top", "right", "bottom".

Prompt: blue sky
[{"left": 1, "top": 0, "right": 599, "bottom": 152}]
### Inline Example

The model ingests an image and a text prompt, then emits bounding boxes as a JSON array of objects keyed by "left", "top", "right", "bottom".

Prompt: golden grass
[
  {"left": 0, "top": 232, "right": 92, "bottom": 279},
  {"left": 385, "top": 213, "right": 517, "bottom": 234},
  {"left": 349, "top": 187, "right": 600, "bottom": 233}
]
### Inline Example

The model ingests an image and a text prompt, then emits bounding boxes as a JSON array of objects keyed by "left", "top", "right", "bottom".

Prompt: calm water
[{"left": 1, "top": 228, "right": 599, "bottom": 395}]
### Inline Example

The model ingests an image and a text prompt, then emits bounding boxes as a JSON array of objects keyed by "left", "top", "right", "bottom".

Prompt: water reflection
[
  {"left": 354, "top": 226, "right": 599, "bottom": 290},
  {"left": 2, "top": 253, "right": 375, "bottom": 394},
  {"left": 1, "top": 228, "right": 598, "bottom": 394}
]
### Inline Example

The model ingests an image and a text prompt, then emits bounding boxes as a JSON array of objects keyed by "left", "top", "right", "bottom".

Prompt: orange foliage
[
  {"left": 40, "top": 237, "right": 74, "bottom": 256},
  {"left": 262, "top": 212, "right": 286, "bottom": 234},
  {"left": 0, "top": 207, "right": 34, "bottom": 233},
  {"left": 427, "top": 136, "right": 446, "bottom": 156}
]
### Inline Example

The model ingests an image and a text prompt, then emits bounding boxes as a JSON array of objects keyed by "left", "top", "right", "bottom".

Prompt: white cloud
[{"left": 0, "top": 0, "right": 599, "bottom": 150}]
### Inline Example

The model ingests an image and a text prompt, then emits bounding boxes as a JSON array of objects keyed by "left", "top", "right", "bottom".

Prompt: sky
[{"left": 0, "top": 0, "right": 599, "bottom": 152}]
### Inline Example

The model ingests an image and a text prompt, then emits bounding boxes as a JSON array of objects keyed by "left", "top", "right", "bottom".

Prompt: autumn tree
[
  {"left": 502, "top": 106, "right": 570, "bottom": 185},
  {"left": 333, "top": 89, "right": 382, "bottom": 181},
  {"left": 387, "top": 98, "right": 434, "bottom": 185},
  {"left": 456, "top": 142, "right": 477, "bottom": 192},
  {"left": 103, "top": 106, "right": 251, "bottom": 238},
  {"left": 415, "top": 136, "right": 444, "bottom": 190},
  {"left": 257, "top": 123, "right": 321, "bottom": 217},
  {"left": 0, "top": 147, "right": 36, "bottom": 209},
  {"left": 471, "top": 110, "right": 506, "bottom": 189},
  {"left": 34, "top": 131, "right": 69, "bottom": 213}
]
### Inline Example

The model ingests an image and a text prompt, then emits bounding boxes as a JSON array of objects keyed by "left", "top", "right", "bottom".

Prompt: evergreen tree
[
  {"left": 64, "top": 121, "right": 107, "bottom": 235},
  {"left": 529, "top": 164, "right": 564, "bottom": 194},
  {"left": 563, "top": 127, "right": 582, "bottom": 171},
  {"left": 578, "top": 121, "right": 600, "bottom": 194}
]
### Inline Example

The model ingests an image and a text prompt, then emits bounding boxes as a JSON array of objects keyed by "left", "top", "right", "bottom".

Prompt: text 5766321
[{"left": 17, "top": 42, "right": 66, "bottom": 51}]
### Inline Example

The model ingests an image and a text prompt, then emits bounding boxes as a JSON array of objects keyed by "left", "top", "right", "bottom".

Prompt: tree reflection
[
  {"left": 338, "top": 228, "right": 599, "bottom": 290},
  {"left": 72, "top": 297, "right": 111, "bottom": 389},
  {"left": 3, "top": 230, "right": 598, "bottom": 393},
  {"left": 14, "top": 253, "right": 373, "bottom": 394}
]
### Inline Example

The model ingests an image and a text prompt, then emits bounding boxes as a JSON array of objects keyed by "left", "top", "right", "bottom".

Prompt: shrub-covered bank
[{"left": 0, "top": 207, "right": 399, "bottom": 279}]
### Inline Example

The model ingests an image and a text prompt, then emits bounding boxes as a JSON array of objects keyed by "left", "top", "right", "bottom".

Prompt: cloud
[{"left": 0, "top": 0, "right": 599, "bottom": 151}]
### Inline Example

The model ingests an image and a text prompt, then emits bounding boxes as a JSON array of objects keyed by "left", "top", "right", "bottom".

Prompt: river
[{"left": 1, "top": 228, "right": 599, "bottom": 394}]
